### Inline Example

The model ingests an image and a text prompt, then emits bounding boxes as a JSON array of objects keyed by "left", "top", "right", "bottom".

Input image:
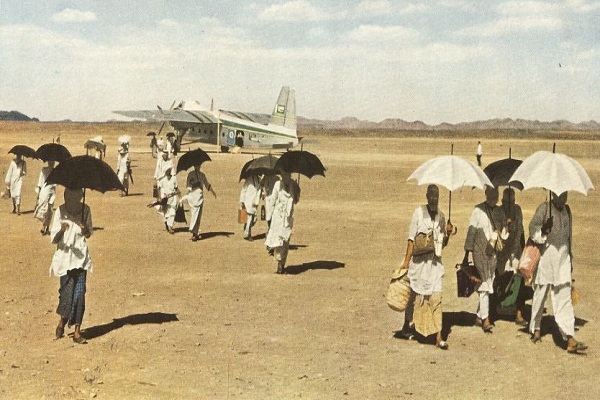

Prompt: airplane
[{"left": 114, "top": 86, "right": 299, "bottom": 153}]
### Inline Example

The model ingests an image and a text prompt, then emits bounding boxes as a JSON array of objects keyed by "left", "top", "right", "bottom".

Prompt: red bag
[{"left": 518, "top": 239, "right": 541, "bottom": 280}]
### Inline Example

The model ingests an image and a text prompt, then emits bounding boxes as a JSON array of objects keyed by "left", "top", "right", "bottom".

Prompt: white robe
[
  {"left": 159, "top": 175, "right": 178, "bottom": 226},
  {"left": 182, "top": 170, "right": 211, "bottom": 233},
  {"left": 154, "top": 158, "right": 174, "bottom": 196},
  {"left": 265, "top": 180, "right": 299, "bottom": 249},
  {"left": 4, "top": 159, "right": 26, "bottom": 200},
  {"left": 34, "top": 167, "right": 56, "bottom": 223},
  {"left": 407, "top": 206, "right": 446, "bottom": 296},
  {"left": 116, "top": 151, "right": 130, "bottom": 186},
  {"left": 262, "top": 175, "right": 279, "bottom": 221},
  {"left": 49, "top": 204, "right": 93, "bottom": 277},
  {"left": 239, "top": 175, "right": 262, "bottom": 215}
]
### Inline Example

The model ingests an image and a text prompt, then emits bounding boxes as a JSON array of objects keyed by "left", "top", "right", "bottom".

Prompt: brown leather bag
[{"left": 413, "top": 231, "right": 435, "bottom": 256}]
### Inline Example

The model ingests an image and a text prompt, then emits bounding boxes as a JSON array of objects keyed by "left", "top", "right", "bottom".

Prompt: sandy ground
[{"left": 0, "top": 122, "right": 599, "bottom": 399}]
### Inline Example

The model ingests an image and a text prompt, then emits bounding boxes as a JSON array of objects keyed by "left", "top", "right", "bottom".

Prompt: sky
[{"left": 1, "top": 0, "right": 599, "bottom": 124}]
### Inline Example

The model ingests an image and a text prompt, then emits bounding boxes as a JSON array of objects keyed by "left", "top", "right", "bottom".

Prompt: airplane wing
[
  {"left": 113, "top": 109, "right": 220, "bottom": 124},
  {"left": 219, "top": 110, "right": 271, "bottom": 126}
]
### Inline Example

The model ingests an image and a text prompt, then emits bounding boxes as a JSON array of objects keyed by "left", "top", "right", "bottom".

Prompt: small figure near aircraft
[{"left": 114, "top": 86, "right": 299, "bottom": 153}]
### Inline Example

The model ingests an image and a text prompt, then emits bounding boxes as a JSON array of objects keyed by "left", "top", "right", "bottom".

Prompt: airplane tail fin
[{"left": 269, "top": 86, "right": 296, "bottom": 130}]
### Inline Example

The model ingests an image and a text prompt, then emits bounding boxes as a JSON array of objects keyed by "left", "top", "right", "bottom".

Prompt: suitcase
[{"left": 238, "top": 208, "right": 248, "bottom": 224}]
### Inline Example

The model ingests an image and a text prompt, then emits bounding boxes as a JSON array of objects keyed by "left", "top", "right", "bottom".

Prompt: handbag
[
  {"left": 152, "top": 184, "right": 159, "bottom": 198},
  {"left": 174, "top": 204, "right": 187, "bottom": 223},
  {"left": 238, "top": 208, "right": 248, "bottom": 224},
  {"left": 386, "top": 268, "right": 411, "bottom": 312},
  {"left": 517, "top": 239, "right": 541, "bottom": 281},
  {"left": 456, "top": 262, "right": 481, "bottom": 298},
  {"left": 413, "top": 231, "right": 435, "bottom": 256}
]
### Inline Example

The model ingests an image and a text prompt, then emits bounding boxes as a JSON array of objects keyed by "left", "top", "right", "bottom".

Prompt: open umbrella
[
  {"left": 274, "top": 150, "right": 326, "bottom": 179},
  {"left": 35, "top": 143, "right": 72, "bottom": 163},
  {"left": 176, "top": 148, "right": 211, "bottom": 174},
  {"left": 8, "top": 145, "right": 37, "bottom": 159},
  {"left": 509, "top": 151, "right": 593, "bottom": 196},
  {"left": 166, "top": 132, "right": 176, "bottom": 138},
  {"left": 483, "top": 148, "right": 523, "bottom": 190},
  {"left": 407, "top": 148, "right": 493, "bottom": 224},
  {"left": 118, "top": 135, "right": 131, "bottom": 144},
  {"left": 46, "top": 155, "right": 124, "bottom": 217},
  {"left": 146, "top": 131, "right": 157, "bottom": 137},
  {"left": 239, "top": 155, "right": 279, "bottom": 181}
]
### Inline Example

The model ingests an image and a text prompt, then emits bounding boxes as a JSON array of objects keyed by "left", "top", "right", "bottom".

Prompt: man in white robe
[
  {"left": 159, "top": 168, "right": 179, "bottom": 234},
  {"left": 399, "top": 185, "right": 453, "bottom": 349},
  {"left": 239, "top": 175, "right": 262, "bottom": 240},
  {"left": 4, "top": 154, "right": 27, "bottom": 215},
  {"left": 180, "top": 164, "right": 216, "bottom": 241},
  {"left": 265, "top": 172, "right": 300, "bottom": 274},
  {"left": 34, "top": 160, "right": 56, "bottom": 234},
  {"left": 262, "top": 174, "right": 280, "bottom": 230},
  {"left": 463, "top": 186, "right": 506, "bottom": 333},
  {"left": 116, "top": 146, "right": 130, "bottom": 196},
  {"left": 154, "top": 150, "right": 174, "bottom": 199},
  {"left": 529, "top": 192, "right": 586, "bottom": 354}
]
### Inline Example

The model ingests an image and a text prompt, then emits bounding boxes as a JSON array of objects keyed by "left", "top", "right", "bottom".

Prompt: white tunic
[
  {"left": 530, "top": 202, "right": 572, "bottom": 286},
  {"left": 4, "top": 159, "right": 26, "bottom": 197},
  {"left": 239, "top": 175, "right": 262, "bottom": 215},
  {"left": 49, "top": 204, "right": 93, "bottom": 277},
  {"left": 262, "top": 175, "right": 280, "bottom": 221},
  {"left": 182, "top": 170, "right": 211, "bottom": 230},
  {"left": 407, "top": 206, "right": 446, "bottom": 296},
  {"left": 116, "top": 152, "right": 130, "bottom": 184},
  {"left": 159, "top": 175, "right": 179, "bottom": 223},
  {"left": 34, "top": 166, "right": 56, "bottom": 221},
  {"left": 265, "top": 180, "right": 299, "bottom": 249}
]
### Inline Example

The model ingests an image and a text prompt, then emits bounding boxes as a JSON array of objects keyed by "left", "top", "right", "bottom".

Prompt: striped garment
[{"left": 57, "top": 269, "right": 87, "bottom": 326}]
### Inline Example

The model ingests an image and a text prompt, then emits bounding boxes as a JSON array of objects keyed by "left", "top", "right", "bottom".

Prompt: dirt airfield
[{"left": 0, "top": 122, "right": 599, "bottom": 399}]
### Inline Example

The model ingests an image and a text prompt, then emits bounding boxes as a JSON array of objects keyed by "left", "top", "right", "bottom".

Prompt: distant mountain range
[
  {"left": 0, "top": 111, "right": 39, "bottom": 122},
  {"left": 2, "top": 110, "right": 599, "bottom": 131},
  {"left": 298, "top": 116, "right": 600, "bottom": 131}
]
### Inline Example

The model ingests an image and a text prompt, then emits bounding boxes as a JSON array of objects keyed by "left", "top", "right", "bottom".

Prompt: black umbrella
[
  {"left": 274, "top": 150, "right": 326, "bottom": 179},
  {"left": 46, "top": 155, "right": 124, "bottom": 217},
  {"left": 483, "top": 149, "right": 523, "bottom": 190},
  {"left": 8, "top": 145, "right": 37, "bottom": 159},
  {"left": 166, "top": 132, "right": 176, "bottom": 138},
  {"left": 176, "top": 148, "right": 211, "bottom": 174},
  {"left": 239, "top": 155, "right": 279, "bottom": 181},
  {"left": 35, "top": 143, "right": 72, "bottom": 163},
  {"left": 146, "top": 131, "right": 157, "bottom": 137}
]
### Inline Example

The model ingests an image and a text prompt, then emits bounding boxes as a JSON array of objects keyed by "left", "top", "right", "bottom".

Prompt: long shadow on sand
[
  {"left": 82, "top": 312, "right": 179, "bottom": 340},
  {"left": 284, "top": 260, "right": 345, "bottom": 275},
  {"left": 201, "top": 231, "right": 234, "bottom": 240}
]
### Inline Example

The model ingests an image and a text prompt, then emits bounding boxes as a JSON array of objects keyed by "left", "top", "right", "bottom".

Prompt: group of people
[
  {"left": 239, "top": 171, "right": 300, "bottom": 274},
  {"left": 398, "top": 183, "right": 586, "bottom": 354},
  {"left": 149, "top": 133, "right": 179, "bottom": 159}
]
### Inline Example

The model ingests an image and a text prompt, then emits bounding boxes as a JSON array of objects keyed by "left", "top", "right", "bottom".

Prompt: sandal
[
  {"left": 55, "top": 326, "right": 64, "bottom": 339},
  {"left": 73, "top": 336, "right": 88, "bottom": 344},
  {"left": 530, "top": 331, "right": 542, "bottom": 344},
  {"left": 482, "top": 319, "right": 493, "bottom": 333},
  {"left": 436, "top": 340, "right": 449, "bottom": 350},
  {"left": 567, "top": 340, "right": 587, "bottom": 354}
]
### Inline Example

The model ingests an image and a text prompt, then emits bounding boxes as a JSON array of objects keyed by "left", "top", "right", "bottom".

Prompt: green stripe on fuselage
[{"left": 221, "top": 119, "right": 296, "bottom": 140}]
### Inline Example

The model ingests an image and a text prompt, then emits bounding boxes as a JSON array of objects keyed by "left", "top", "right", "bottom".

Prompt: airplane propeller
[{"left": 157, "top": 100, "right": 176, "bottom": 136}]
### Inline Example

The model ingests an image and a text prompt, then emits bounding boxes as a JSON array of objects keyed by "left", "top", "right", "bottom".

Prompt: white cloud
[
  {"left": 455, "top": 15, "right": 563, "bottom": 36},
  {"left": 437, "top": 0, "right": 478, "bottom": 11},
  {"left": 564, "top": 0, "right": 600, "bottom": 12},
  {"left": 497, "top": 1, "right": 560, "bottom": 15},
  {"left": 355, "top": 0, "right": 392, "bottom": 16},
  {"left": 52, "top": 8, "right": 97, "bottom": 23},
  {"left": 342, "top": 24, "right": 419, "bottom": 44},
  {"left": 258, "top": 0, "right": 336, "bottom": 22},
  {"left": 399, "top": 3, "right": 430, "bottom": 14}
]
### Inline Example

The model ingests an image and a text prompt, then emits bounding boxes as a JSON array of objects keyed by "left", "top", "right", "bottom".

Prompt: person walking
[
  {"left": 116, "top": 145, "right": 131, "bottom": 196},
  {"left": 179, "top": 164, "right": 217, "bottom": 241},
  {"left": 5, "top": 153, "right": 27, "bottom": 215},
  {"left": 265, "top": 172, "right": 300, "bottom": 274},
  {"left": 476, "top": 141, "right": 483, "bottom": 167},
  {"left": 239, "top": 174, "right": 262, "bottom": 241},
  {"left": 34, "top": 160, "right": 57, "bottom": 234},
  {"left": 463, "top": 186, "right": 507, "bottom": 333},
  {"left": 262, "top": 174, "right": 280, "bottom": 231},
  {"left": 154, "top": 150, "right": 174, "bottom": 199},
  {"left": 159, "top": 167, "right": 179, "bottom": 234},
  {"left": 50, "top": 188, "right": 93, "bottom": 344},
  {"left": 528, "top": 192, "right": 587, "bottom": 354},
  {"left": 399, "top": 185, "right": 454, "bottom": 349},
  {"left": 150, "top": 134, "right": 158, "bottom": 158}
]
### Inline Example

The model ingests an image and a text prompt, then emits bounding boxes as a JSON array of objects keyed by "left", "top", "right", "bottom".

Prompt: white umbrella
[
  {"left": 509, "top": 150, "right": 594, "bottom": 196},
  {"left": 118, "top": 134, "right": 131, "bottom": 144},
  {"left": 408, "top": 154, "right": 493, "bottom": 223}
]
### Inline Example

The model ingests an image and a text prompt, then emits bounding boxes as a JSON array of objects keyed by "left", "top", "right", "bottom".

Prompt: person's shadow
[
  {"left": 284, "top": 260, "right": 345, "bottom": 275},
  {"left": 82, "top": 312, "right": 179, "bottom": 340}
]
